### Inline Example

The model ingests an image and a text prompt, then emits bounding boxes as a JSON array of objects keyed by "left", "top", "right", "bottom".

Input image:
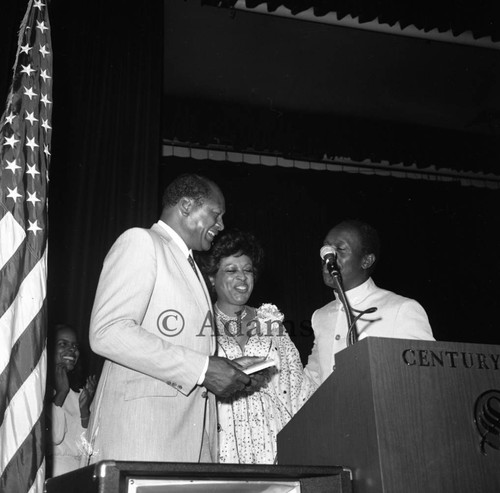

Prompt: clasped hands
[{"left": 203, "top": 355, "right": 270, "bottom": 399}]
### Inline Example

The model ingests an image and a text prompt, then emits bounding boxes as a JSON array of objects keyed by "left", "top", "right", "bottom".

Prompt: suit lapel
[{"left": 150, "top": 224, "right": 215, "bottom": 350}]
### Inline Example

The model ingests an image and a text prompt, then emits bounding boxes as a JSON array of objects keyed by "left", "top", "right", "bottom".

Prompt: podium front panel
[{"left": 277, "top": 337, "right": 500, "bottom": 493}]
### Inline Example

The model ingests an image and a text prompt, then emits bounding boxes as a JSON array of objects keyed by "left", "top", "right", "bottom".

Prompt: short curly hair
[
  {"left": 195, "top": 229, "right": 265, "bottom": 298},
  {"left": 161, "top": 173, "right": 218, "bottom": 208}
]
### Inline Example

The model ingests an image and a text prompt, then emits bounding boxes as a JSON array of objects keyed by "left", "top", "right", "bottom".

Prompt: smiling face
[
  {"left": 211, "top": 254, "right": 255, "bottom": 311},
  {"left": 322, "top": 223, "right": 374, "bottom": 291},
  {"left": 54, "top": 327, "right": 80, "bottom": 372},
  {"left": 184, "top": 184, "right": 225, "bottom": 252}
]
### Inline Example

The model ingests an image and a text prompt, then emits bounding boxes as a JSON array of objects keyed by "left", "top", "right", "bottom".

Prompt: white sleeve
[{"left": 394, "top": 299, "right": 435, "bottom": 341}]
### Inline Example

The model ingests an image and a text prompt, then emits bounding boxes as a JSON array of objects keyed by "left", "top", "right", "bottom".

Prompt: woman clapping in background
[{"left": 47, "top": 324, "right": 96, "bottom": 477}]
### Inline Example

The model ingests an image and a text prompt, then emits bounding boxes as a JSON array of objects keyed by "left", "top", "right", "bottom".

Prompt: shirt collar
[
  {"left": 344, "top": 277, "right": 375, "bottom": 305},
  {"left": 157, "top": 220, "right": 191, "bottom": 258}
]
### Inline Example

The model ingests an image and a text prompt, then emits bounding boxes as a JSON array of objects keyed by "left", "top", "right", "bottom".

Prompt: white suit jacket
[
  {"left": 82, "top": 223, "right": 217, "bottom": 464},
  {"left": 304, "top": 278, "right": 435, "bottom": 387}
]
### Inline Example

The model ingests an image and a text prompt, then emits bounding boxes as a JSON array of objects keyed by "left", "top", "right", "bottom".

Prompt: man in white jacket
[
  {"left": 82, "top": 174, "right": 253, "bottom": 466},
  {"left": 304, "top": 219, "right": 435, "bottom": 387}
]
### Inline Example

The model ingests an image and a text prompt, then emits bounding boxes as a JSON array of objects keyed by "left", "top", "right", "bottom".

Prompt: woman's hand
[
  {"left": 52, "top": 363, "right": 70, "bottom": 407},
  {"left": 79, "top": 375, "right": 97, "bottom": 426},
  {"left": 79, "top": 375, "right": 97, "bottom": 412}
]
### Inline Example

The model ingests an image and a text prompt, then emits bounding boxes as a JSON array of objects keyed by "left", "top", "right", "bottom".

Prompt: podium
[
  {"left": 277, "top": 337, "right": 500, "bottom": 493},
  {"left": 44, "top": 461, "right": 352, "bottom": 492}
]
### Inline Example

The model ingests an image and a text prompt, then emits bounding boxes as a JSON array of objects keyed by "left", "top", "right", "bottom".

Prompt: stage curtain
[
  {"left": 44, "top": 1, "right": 163, "bottom": 372},
  {"left": 160, "top": 156, "right": 500, "bottom": 363},
  {"left": 163, "top": 96, "right": 500, "bottom": 175}
]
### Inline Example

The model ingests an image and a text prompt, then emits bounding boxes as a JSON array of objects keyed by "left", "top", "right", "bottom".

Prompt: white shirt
[{"left": 304, "top": 277, "right": 435, "bottom": 386}]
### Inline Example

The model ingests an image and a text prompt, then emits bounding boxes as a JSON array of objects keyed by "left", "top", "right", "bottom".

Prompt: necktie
[{"left": 187, "top": 254, "right": 200, "bottom": 281}]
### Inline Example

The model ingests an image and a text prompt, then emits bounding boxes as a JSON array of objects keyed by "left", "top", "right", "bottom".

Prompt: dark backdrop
[
  {"left": 160, "top": 157, "right": 500, "bottom": 362},
  {"left": 1, "top": 0, "right": 163, "bottom": 374}
]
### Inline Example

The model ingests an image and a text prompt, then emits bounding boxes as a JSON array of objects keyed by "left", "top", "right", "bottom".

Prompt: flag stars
[
  {"left": 26, "top": 136, "right": 39, "bottom": 151},
  {"left": 41, "top": 93, "right": 52, "bottom": 106},
  {"left": 4, "top": 134, "right": 20, "bottom": 148},
  {"left": 7, "top": 187, "right": 23, "bottom": 202},
  {"left": 21, "top": 64, "right": 35, "bottom": 76},
  {"left": 5, "top": 159, "right": 21, "bottom": 173},
  {"left": 27, "top": 220, "right": 42, "bottom": 235},
  {"left": 20, "top": 43, "right": 32, "bottom": 54},
  {"left": 27, "top": 191, "right": 41, "bottom": 207},
  {"left": 41, "top": 118, "right": 51, "bottom": 131},
  {"left": 5, "top": 112, "right": 16, "bottom": 124},
  {"left": 39, "top": 44, "right": 50, "bottom": 58},
  {"left": 40, "top": 69, "right": 51, "bottom": 82},
  {"left": 36, "top": 21, "right": 49, "bottom": 33},
  {"left": 26, "top": 164, "right": 41, "bottom": 179},
  {"left": 26, "top": 111, "right": 39, "bottom": 125},
  {"left": 3, "top": 4, "right": 51, "bottom": 246},
  {"left": 24, "top": 86, "right": 37, "bottom": 100}
]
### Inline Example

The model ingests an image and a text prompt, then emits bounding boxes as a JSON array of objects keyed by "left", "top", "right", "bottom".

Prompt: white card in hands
[{"left": 243, "top": 358, "right": 275, "bottom": 375}]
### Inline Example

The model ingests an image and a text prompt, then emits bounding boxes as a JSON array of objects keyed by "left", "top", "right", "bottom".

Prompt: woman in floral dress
[{"left": 196, "top": 229, "right": 317, "bottom": 464}]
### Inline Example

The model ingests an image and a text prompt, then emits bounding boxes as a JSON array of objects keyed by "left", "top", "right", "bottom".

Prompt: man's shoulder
[
  {"left": 121, "top": 225, "right": 150, "bottom": 235},
  {"left": 368, "top": 283, "right": 423, "bottom": 311},
  {"left": 106, "top": 226, "right": 162, "bottom": 256},
  {"left": 313, "top": 299, "right": 338, "bottom": 317},
  {"left": 113, "top": 226, "right": 152, "bottom": 243},
  {"left": 116, "top": 223, "right": 166, "bottom": 241}
]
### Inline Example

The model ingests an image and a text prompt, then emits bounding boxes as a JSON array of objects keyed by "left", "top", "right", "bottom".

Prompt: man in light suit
[
  {"left": 82, "top": 174, "right": 253, "bottom": 465},
  {"left": 304, "top": 219, "right": 435, "bottom": 387}
]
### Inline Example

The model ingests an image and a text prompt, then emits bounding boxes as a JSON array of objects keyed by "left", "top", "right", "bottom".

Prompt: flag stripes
[
  {"left": 1, "top": 348, "right": 46, "bottom": 472},
  {"left": 0, "top": 286, "right": 47, "bottom": 423},
  {"left": 2, "top": 414, "right": 46, "bottom": 493},
  {"left": 0, "top": 249, "right": 47, "bottom": 375},
  {"left": 0, "top": 211, "right": 25, "bottom": 268}
]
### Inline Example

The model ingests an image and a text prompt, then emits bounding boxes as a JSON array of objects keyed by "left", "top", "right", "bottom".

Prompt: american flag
[{"left": 0, "top": 0, "right": 52, "bottom": 491}]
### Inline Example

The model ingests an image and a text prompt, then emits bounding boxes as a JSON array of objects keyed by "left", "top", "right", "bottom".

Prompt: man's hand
[
  {"left": 230, "top": 356, "right": 270, "bottom": 394},
  {"left": 203, "top": 356, "right": 252, "bottom": 398},
  {"left": 244, "top": 370, "right": 270, "bottom": 394},
  {"left": 231, "top": 355, "right": 266, "bottom": 370}
]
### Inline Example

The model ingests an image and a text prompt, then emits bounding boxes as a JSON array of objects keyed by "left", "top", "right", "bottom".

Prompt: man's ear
[
  {"left": 361, "top": 253, "right": 375, "bottom": 271},
  {"left": 179, "top": 197, "right": 193, "bottom": 216}
]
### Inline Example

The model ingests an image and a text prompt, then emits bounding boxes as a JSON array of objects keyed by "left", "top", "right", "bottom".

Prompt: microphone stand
[{"left": 327, "top": 265, "right": 358, "bottom": 346}]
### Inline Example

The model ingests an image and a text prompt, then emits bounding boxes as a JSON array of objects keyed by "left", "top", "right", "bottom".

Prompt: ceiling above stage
[
  {"left": 205, "top": 0, "right": 500, "bottom": 42},
  {"left": 163, "top": 1, "right": 500, "bottom": 174}
]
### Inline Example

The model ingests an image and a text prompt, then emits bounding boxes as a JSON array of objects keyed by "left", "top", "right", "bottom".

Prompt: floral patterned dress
[{"left": 215, "top": 303, "right": 317, "bottom": 464}]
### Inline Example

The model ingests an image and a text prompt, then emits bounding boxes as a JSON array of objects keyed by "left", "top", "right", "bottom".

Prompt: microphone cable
[{"left": 347, "top": 306, "right": 378, "bottom": 346}]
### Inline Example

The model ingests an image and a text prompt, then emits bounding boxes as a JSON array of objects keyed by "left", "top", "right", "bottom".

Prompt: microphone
[{"left": 320, "top": 245, "right": 340, "bottom": 275}]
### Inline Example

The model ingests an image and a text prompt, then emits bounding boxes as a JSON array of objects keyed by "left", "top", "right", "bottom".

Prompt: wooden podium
[{"left": 277, "top": 337, "right": 500, "bottom": 493}]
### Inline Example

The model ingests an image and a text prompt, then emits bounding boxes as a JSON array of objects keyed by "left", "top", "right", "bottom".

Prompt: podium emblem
[{"left": 474, "top": 390, "right": 500, "bottom": 454}]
